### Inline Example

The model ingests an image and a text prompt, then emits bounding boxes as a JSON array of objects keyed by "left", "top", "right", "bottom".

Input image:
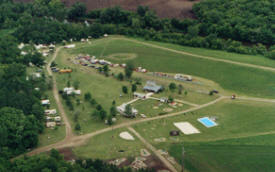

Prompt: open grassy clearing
[
  {"left": 54, "top": 42, "right": 221, "bottom": 134},
  {"left": 73, "top": 128, "right": 146, "bottom": 160},
  {"left": 132, "top": 99, "right": 190, "bottom": 118},
  {"left": 133, "top": 99, "right": 275, "bottom": 144},
  {"left": 166, "top": 134, "right": 275, "bottom": 172},
  {"left": 138, "top": 37, "right": 275, "bottom": 68},
  {"left": 131, "top": 99, "right": 275, "bottom": 171},
  {"left": 54, "top": 50, "right": 145, "bottom": 134},
  {"left": 66, "top": 37, "right": 275, "bottom": 98},
  {"left": 153, "top": 89, "right": 219, "bottom": 105}
]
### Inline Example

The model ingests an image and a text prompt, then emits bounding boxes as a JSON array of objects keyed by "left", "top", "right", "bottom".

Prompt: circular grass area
[{"left": 107, "top": 53, "right": 137, "bottom": 60}]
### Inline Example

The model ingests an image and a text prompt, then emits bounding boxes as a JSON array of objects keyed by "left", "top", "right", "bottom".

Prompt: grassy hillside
[
  {"left": 168, "top": 134, "right": 275, "bottom": 172},
  {"left": 67, "top": 37, "right": 275, "bottom": 98}
]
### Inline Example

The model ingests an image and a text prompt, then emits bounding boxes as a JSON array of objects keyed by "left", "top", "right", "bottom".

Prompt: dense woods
[
  {"left": 0, "top": 0, "right": 274, "bottom": 59},
  {"left": 0, "top": 149, "right": 153, "bottom": 171},
  {"left": 0, "top": 0, "right": 274, "bottom": 170}
]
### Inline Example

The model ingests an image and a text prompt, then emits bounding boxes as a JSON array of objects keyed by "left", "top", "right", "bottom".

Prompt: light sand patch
[
  {"left": 153, "top": 106, "right": 159, "bottom": 109},
  {"left": 119, "top": 131, "right": 135, "bottom": 140},
  {"left": 107, "top": 53, "right": 137, "bottom": 60},
  {"left": 163, "top": 108, "right": 173, "bottom": 112},
  {"left": 154, "top": 137, "right": 166, "bottom": 142},
  {"left": 174, "top": 122, "right": 200, "bottom": 135}
]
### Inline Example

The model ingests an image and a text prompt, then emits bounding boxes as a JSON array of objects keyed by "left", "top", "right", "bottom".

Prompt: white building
[
  {"left": 54, "top": 116, "right": 61, "bottom": 122},
  {"left": 44, "top": 109, "right": 57, "bottom": 115},
  {"left": 117, "top": 104, "right": 138, "bottom": 117},
  {"left": 41, "top": 100, "right": 50, "bottom": 105},
  {"left": 174, "top": 74, "right": 192, "bottom": 81},
  {"left": 65, "top": 44, "right": 75, "bottom": 49}
]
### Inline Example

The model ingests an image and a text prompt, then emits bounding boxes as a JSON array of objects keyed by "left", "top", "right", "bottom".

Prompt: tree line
[
  {"left": 0, "top": 149, "right": 154, "bottom": 172},
  {"left": 0, "top": 0, "right": 274, "bottom": 59}
]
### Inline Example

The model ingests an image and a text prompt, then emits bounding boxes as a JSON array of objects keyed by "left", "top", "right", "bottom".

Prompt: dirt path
[
  {"left": 128, "top": 127, "right": 178, "bottom": 172},
  {"left": 119, "top": 38, "right": 275, "bottom": 73},
  {"left": 46, "top": 47, "right": 74, "bottom": 139},
  {"left": 26, "top": 39, "right": 275, "bottom": 163},
  {"left": 26, "top": 96, "right": 226, "bottom": 156}
]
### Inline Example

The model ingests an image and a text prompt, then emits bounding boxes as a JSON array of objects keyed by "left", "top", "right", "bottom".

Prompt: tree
[
  {"left": 67, "top": 80, "right": 71, "bottom": 87},
  {"left": 122, "top": 86, "right": 128, "bottom": 94},
  {"left": 178, "top": 84, "right": 183, "bottom": 95},
  {"left": 0, "top": 107, "right": 40, "bottom": 155},
  {"left": 107, "top": 115, "right": 113, "bottom": 125},
  {"left": 96, "top": 104, "right": 102, "bottom": 111},
  {"left": 124, "top": 62, "right": 134, "bottom": 78},
  {"left": 110, "top": 106, "right": 117, "bottom": 117},
  {"left": 118, "top": 72, "right": 124, "bottom": 81},
  {"left": 73, "top": 80, "right": 80, "bottom": 89},
  {"left": 68, "top": 2, "right": 86, "bottom": 20},
  {"left": 168, "top": 96, "right": 174, "bottom": 103},
  {"left": 184, "top": 90, "right": 188, "bottom": 96},
  {"left": 125, "top": 104, "right": 134, "bottom": 118},
  {"left": 103, "top": 64, "right": 109, "bottom": 76},
  {"left": 112, "top": 100, "right": 116, "bottom": 105},
  {"left": 84, "top": 92, "right": 92, "bottom": 101},
  {"left": 0, "top": 35, "right": 20, "bottom": 64},
  {"left": 99, "top": 110, "right": 107, "bottom": 120},
  {"left": 75, "top": 123, "right": 81, "bottom": 131},
  {"left": 90, "top": 99, "right": 97, "bottom": 106},
  {"left": 169, "top": 82, "right": 177, "bottom": 92},
  {"left": 131, "top": 84, "right": 137, "bottom": 93}
]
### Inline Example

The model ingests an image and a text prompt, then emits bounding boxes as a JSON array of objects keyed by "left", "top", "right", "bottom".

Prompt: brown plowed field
[{"left": 15, "top": 0, "right": 201, "bottom": 19}]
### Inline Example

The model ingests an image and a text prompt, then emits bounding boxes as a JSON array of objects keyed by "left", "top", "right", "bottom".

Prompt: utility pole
[{"left": 182, "top": 146, "right": 185, "bottom": 172}]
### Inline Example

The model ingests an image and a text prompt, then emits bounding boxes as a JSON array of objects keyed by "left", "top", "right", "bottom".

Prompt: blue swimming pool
[{"left": 198, "top": 117, "right": 217, "bottom": 128}]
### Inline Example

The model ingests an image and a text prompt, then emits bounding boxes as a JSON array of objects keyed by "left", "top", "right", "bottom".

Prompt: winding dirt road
[
  {"left": 46, "top": 47, "right": 74, "bottom": 139},
  {"left": 121, "top": 38, "right": 275, "bottom": 72},
  {"left": 24, "top": 38, "right": 275, "bottom": 171},
  {"left": 128, "top": 127, "right": 178, "bottom": 172}
]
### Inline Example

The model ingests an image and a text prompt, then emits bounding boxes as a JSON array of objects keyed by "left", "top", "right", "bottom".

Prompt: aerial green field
[
  {"left": 141, "top": 38, "right": 275, "bottom": 68},
  {"left": 131, "top": 99, "right": 275, "bottom": 171},
  {"left": 168, "top": 134, "right": 275, "bottom": 172},
  {"left": 51, "top": 36, "right": 275, "bottom": 172},
  {"left": 66, "top": 37, "right": 275, "bottom": 98},
  {"left": 73, "top": 128, "right": 146, "bottom": 160},
  {"left": 131, "top": 99, "right": 190, "bottom": 118},
  {"left": 133, "top": 99, "right": 275, "bottom": 143}
]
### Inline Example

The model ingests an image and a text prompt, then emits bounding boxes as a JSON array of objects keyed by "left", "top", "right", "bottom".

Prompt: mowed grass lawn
[
  {"left": 167, "top": 134, "right": 275, "bottom": 172},
  {"left": 142, "top": 38, "right": 275, "bottom": 68},
  {"left": 133, "top": 99, "right": 275, "bottom": 144},
  {"left": 132, "top": 99, "right": 190, "bottom": 118},
  {"left": 54, "top": 50, "right": 148, "bottom": 134},
  {"left": 67, "top": 37, "right": 275, "bottom": 98},
  {"left": 132, "top": 99, "right": 275, "bottom": 171},
  {"left": 73, "top": 128, "right": 146, "bottom": 160}
]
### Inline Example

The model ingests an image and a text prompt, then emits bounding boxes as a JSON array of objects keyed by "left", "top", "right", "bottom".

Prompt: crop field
[{"left": 48, "top": 36, "right": 275, "bottom": 172}]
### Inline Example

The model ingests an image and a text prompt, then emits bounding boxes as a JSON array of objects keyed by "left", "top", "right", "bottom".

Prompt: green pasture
[
  {"left": 167, "top": 134, "right": 275, "bottom": 172},
  {"left": 132, "top": 99, "right": 190, "bottom": 118},
  {"left": 73, "top": 128, "right": 146, "bottom": 160},
  {"left": 133, "top": 99, "right": 275, "bottom": 144},
  {"left": 66, "top": 37, "right": 275, "bottom": 98}
]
